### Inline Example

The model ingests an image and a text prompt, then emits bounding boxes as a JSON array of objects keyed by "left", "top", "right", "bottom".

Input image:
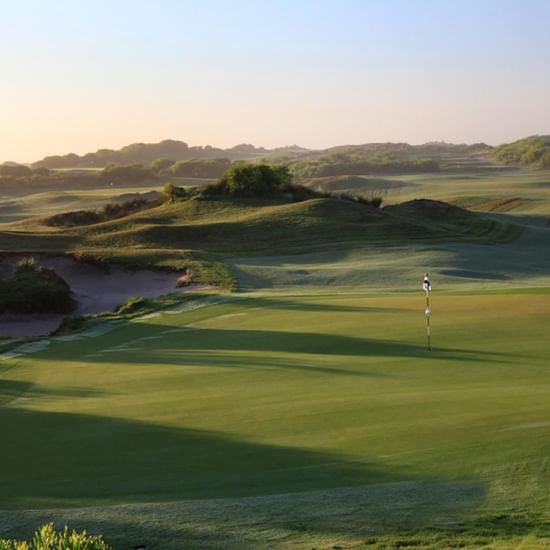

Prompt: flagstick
[{"left": 426, "top": 291, "right": 431, "bottom": 351}]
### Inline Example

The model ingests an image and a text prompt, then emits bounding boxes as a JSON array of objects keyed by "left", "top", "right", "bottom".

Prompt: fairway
[{"left": 2, "top": 290, "right": 550, "bottom": 547}]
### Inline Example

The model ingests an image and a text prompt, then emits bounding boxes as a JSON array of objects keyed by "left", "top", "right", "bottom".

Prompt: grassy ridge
[
  {"left": 0, "top": 196, "right": 518, "bottom": 271},
  {"left": 491, "top": 135, "right": 550, "bottom": 169}
]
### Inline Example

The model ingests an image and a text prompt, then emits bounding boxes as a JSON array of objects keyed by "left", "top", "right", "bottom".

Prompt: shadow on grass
[
  {"left": 0, "top": 379, "right": 110, "bottom": 406},
  {"left": 88, "top": 325, "right": 515, "bottom": 366},
  {"left": 0, "top": 406, "right": 487, "bottom": 549},
  {"left": 0, "top": 408, "right": 405, "bottom": 508},
  {"left": 239, "top": 295, "right": 409, "bottom": 313}
]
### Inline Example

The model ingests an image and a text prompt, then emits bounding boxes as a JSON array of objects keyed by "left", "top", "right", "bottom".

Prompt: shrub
[
  {"left": 0, "top": 264, "right": 74, "bottom": 314},
  {"left": 53, "top": 314, "right": 86, "bottom": 335},
  {"left": 116, "top": 296, "right": 145, "bottom": 314},
  {"left": 163, "top": 182, "right": 187, "bottom": 202},
  {"left": 163, "top": 158, "right": 231, "bottom": 178},
  {"left": 0, "top": 522, "right": 111, "bottom": 549},
  {"left": 0, "top": 163, "right": 33, "bottom": 178},
  {"left": 45, "top": 210, "right": 102, "bottom": 227},
  {"left": 150, "top": 157, "right": 175, "bottom": 173},
  {"left": 356, "top": 196, "right": 383, "bottom": 208},
  {"left": 211, "top": 163, "right": 293, "bottom": 197},
  {"left": 101, "top": 163, "right": 155, "bottom": 184},
  {"left": 45, "top": 197, "right": 158, "bottom": 227},
  {"left": 15, "top": 257, "right": 39, "bottom": 274},
  {"left": 332, "top": 193, "right": 383, "bottom": 208}
]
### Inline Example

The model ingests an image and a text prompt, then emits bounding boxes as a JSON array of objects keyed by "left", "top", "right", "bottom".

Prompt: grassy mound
[
  {"left": 384, "top": 198, "right": 518, "bottom": 240},
  {"left": 303, "top": 174, "right": 413, "bottom": 194},
  {"left": 0, "top": 194, "right": 519, "bottom": 289},
  {"left": 73, "top": 196, "right": 511, "bottom": 258},
  {"left": 0, "top": 258, "right": 73, "bottom": 314},
  {"left": 491, "top": 135, "right": 550, "bottom": 169},
  {"left": 45, "top": 195, "right": 161, "bottom": 227}
]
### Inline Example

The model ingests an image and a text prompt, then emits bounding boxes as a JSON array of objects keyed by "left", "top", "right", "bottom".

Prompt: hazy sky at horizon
[{"left": 1, "top": 0, "right": 550, "bottom": 162}]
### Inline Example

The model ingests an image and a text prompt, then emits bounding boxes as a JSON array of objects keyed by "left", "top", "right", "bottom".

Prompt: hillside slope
[
  {"left": 0, "top": 197, "right": 519, "bottom": 288},
  {"left": 491, "top": 135, "right": 550, "bottom": 169}
]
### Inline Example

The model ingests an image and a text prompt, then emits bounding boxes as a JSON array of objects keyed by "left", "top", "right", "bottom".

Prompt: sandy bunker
[{"left": 0, "top": 256, "right": 202, "bottom": 337}]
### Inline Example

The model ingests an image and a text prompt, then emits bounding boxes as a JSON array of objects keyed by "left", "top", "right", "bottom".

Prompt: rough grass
[
  {"left": 2, "top": 291, "right": 550, "bottom": 547},
  {"left": 0, "top": 196, "right": 518, "bottom": 289}
]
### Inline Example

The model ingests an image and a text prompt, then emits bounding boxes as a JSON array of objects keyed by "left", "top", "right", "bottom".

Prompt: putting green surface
[{"left": 2, "top": 291, "right": 550, "bottom": 547}]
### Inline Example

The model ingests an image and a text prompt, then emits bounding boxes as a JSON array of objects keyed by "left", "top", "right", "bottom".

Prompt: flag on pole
[
  {"left": 422, "top": 272, "right": 432, "bottom": 351},
  {"left": 423, "top": 272, "right": 432, "bottom": 293}
]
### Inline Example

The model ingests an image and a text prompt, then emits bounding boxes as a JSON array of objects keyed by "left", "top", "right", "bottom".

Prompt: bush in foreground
[{"left": 0, "top": 523, "right": 111, "bottom": 550}]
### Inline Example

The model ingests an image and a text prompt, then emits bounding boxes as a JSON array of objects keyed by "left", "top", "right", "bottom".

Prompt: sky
[{"left": 1, "top": 0, "right": 550, "bottom": 162}]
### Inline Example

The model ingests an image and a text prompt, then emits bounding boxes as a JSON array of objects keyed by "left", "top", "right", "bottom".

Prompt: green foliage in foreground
[
  {"left": 0, "top": 523, "right": 110, "bottom": 550},
  {"left": 492, "top": 135, "right": 550, "bottom": 169}
]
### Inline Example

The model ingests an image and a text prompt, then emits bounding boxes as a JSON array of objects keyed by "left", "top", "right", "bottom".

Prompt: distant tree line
[
  {"left": 287, "top": 153, "right": 440, "bottom": 178},
  {"left": 26, "top": 138, "right": 493, "bottom": 171},
  {"left": 157, "top": 158, "right": 231, "bottom": 178},
  {"left": 30, "top": 140, "right": 275, "bottom": 169}
]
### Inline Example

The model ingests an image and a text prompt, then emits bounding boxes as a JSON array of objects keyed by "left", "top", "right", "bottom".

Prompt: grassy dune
[
  {"left": 0, "top": 195, "right": 519, "bottom": 291},
  {"left": 306, "top": 164, "right": 550, "bottom": 218},
  {"left": 2, "top": 291, "right": 550, "bottom": 547}
]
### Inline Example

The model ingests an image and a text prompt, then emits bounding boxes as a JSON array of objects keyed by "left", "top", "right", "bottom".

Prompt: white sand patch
[
  {"left": 0, "top": 255, "right": 211, "bottom": 337},
  {"left": 0, "top": 294, "right": 227, "bottom": 361},
  {"left": 0, "top": 314, "right": 63, "bottom": 338}
]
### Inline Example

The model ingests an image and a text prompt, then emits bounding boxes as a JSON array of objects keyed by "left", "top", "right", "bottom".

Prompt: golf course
[
  {"left": 4, "top": 2, "right": 550, "bottom": 546},
  {"left": 2, "top": 155, "right": 550, "bottom": 548}
]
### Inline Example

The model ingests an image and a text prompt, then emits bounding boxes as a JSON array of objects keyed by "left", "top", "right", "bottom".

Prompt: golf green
[{"left": 2, "top": 291, "right": 550, "bottom": 547}]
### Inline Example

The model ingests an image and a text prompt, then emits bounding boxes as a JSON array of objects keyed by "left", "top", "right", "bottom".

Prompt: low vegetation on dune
[
  {"left": 0, "top": 163, "right": 521, "bottom": 293},
  {"left": 160, "top": 157, "right": 232, "bottom": 179},
  {"left": 0, "top": 257, "right": 73, "bottom": 314},
  {"left": 287, "top": 151, "right": 440, "bottom": 178},
  {"left": 491, "top": 135, "right": 550, "bottom": 169},
  {"left": 44, "top": 194, "right": 162, "bottom": 227}
]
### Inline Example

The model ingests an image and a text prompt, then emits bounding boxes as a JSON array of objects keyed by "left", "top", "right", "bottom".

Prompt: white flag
[{"left": 423, "top": 273, "right": 431, "bottom": 292}]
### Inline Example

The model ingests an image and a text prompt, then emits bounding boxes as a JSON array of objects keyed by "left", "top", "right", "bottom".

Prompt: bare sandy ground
[
  {"left": 0, "top": 313, "right": 64, "bottom": 338},
  {"left": 0, "top": 256, "right": 202, "bottom": 338}
]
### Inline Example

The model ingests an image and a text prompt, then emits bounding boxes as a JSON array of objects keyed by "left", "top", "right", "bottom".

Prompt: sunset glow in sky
[{"left": 2, "top": 0, "right": 550, "bottom": 162}]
